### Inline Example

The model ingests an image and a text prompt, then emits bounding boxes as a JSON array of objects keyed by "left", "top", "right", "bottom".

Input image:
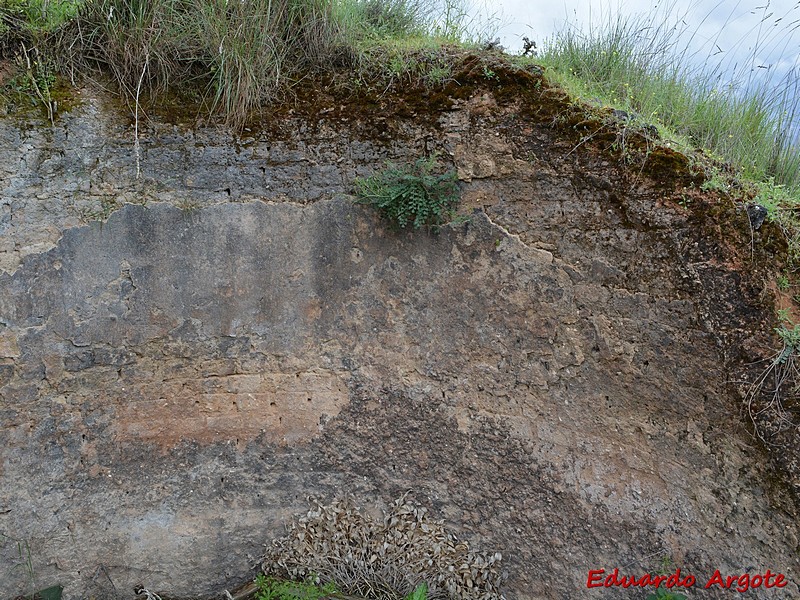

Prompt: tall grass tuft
[
  {"left": 538, "top": 1, "right": 800, "bottom": 193},
  {"left": 66, "top": 0, "right": 344, "bottom": 126},
  {"left": 2, "top": 0, "right": 494, "bottom": 125},
  {"left": 74, "top": 0, "right": 182, "bottom": 100}
]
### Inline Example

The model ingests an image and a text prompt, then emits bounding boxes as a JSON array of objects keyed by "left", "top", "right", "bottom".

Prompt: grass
[
  {"left": 646, "top": 590, "right": 687, "bottom": 600},
  {"left": 0, "top": 534, "right": 36, "bottom": 599},
  {"left": 254, "top": 574, "right": 339, "bottom": 600},
  {"left": 535, "top": 0, "right": 800, "bottom": 197},
  {"left": 253, "top": 574, "right": 428, "bottom": 600},
  {"left": 744, "top": 310, "right": 800, "bottom": 443},
  {"left": 0, "top": 0, "right": 497, "bottom": 128},
  {"left": 64, "top": 0, "right": 344, "bottom": 126},
  {"left": 8, "top": 0, "right": 793, "bottom": 202},
  {"left": 1, "top": 0, "right": 796, "bottom": 189},
  {"left": 0, "top": 533, "right": 63, "bottom": 600},
  {"left": 534, "top": 2, "right": 800, "bottom": 411}
]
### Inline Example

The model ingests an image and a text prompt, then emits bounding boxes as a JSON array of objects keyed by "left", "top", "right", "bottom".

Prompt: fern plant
[{"left": 354, "top": 156, "right": 460, "bottom": 230}]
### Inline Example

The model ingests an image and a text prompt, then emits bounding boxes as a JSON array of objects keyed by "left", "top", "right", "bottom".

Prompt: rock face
[{"left": 1, "top": 81, "right": 798, "bottom": 600}]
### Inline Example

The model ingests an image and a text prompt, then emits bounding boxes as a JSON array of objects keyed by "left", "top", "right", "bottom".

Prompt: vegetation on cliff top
[
  {"left": 1, "top": 1, "right": 799, "bottom": 260},
  {"left": 0, "top": 0, "right": 491, "bottom": 126},
  {"left": 537, "top": 2, "right": 800, "bottom": 194},
  {"left": 1, "top": 1, "right": 797, "bottom": 193},
  {"left": 1, "top": 0, "right": 799, "bottom": 252}
]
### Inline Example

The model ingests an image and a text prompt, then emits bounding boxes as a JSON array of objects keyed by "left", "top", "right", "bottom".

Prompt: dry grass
[{"left": 263, "top": 494, "right": 506, "bottom": 600}]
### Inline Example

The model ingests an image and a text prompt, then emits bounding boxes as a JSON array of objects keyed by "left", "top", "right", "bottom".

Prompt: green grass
[
  {"left": 536, "top": 1, "right": 800, "bottom": 197},
  {"left": 2, "top": 0, "right": 797, "bottom": 189},
  {"left": 534, "top": 1, "right": 800, "bottom": 444},
  {"left": 1, "top": 0, "right": 497, "bottom": 127},
  {"left": 0, "top": 0, "right": 83, "bottom": 35},
  {"left": 255, "top": 573, "right": 339, "bottom": 600},
  {"left": 2, "top": 0, "right": 798, "bottom": 235},
  {"left": 253, "top": 574, "right": 428, "bottom": 600},
  {"left": 66, "top": 0, "right": 345, "bottom": 125}
]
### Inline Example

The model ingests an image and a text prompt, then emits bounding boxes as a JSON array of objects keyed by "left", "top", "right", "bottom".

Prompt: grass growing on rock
[
  {"left": 533, "top": 3, "right": 800, "bottom": 426},
  {"left": 4, "top": 0, "right": 796, "bottom": 192},
  {"left": 0, "top": 0, "right": 497, "bottom": 127},
  {"left": 2, "top": 1, "right": 795, "bottom": 202},
  {"left": 535, "top": 1, "right": 800, "bottom": 195}
]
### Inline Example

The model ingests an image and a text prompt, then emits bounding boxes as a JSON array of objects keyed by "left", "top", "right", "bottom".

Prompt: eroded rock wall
[{"left": 1, "top": 85, "right": 798, "bottom": 599}]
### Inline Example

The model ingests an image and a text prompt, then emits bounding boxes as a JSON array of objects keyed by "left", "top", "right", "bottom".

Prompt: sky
[{"left": 482, "top": 0, "right": 800, "bottom": 86}]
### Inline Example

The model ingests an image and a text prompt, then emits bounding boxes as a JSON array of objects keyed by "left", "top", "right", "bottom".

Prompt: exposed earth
[{"left": 1, "top": 58, "right": 799, "bottom": 599}]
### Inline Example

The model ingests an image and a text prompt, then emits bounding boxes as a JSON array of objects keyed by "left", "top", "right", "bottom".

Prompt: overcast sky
[{"left": 483, "top": 0, "right": 800, "bottom": 84}]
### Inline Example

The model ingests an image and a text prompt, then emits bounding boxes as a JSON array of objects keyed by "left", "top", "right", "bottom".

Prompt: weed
[
  {"left": 0, "top": 0, "right": 497, "bottom": 128},
  {"left": 754, "top": 178, "right": 793, "bottom": 221},
  {"left": 447, "top": 213, "right": 471, "bottom": 227},
  {"left": 744, "top": 311, "right": 800, "bottom": 443},
  {"left": 6, "top": 0, "right": 83, "bottom": 32},
  {"left": 254, "top": 573, "right": 338, "bottom": 600},
  {"left": 77, "top": 196, "right": 120, "bottom": 222},
  {"left": 254, "top": 574, "right": 428, "bottom": 600},
  {"left": 263, "top": 494, "right": 504, "bottom": 600},
  {"left": 0, "top": 534, "right": 64, "bottom": 600},
  {"left": 176, "top": 197, "right": 201, "bottom": 213},
  {"left": 1, "top": 0, "right": 84, "bottom": 115},
  {"left": 750, "top": 178, "right": 800, "bottom": 263},
  {"left": 354, "top": 155, "right": 460, "bottom": 230},
  {"left": 422, "top": 62, "right": 451, "bottom": 87},
  {"left": 699, "top": 168, "right": 729, "bottom": 194},
  {"left": 37, "top": 587, "right": 63, "bottom": 600},
  {"left": 776, "top": 320, "right": 800, "bottom": 363},
  {"left": 778, "top": 274, "right": 791, "bottom": 291},
  {"left": 642, "top": 557, "right": 689, "bottom": 600},
  {"left": 0, "top": 535, "right": 35, "bottom": 600},
  {"left": 404, "top": 583, "right": 427, "bottom": 600},
  {"left": 537, "top": 2, "right": 800, "bottom": 197},
  {"left": 340, "top": 0, "right": 428, "bottom": 40}
]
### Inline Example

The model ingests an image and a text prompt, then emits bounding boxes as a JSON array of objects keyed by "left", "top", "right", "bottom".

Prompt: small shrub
[
  {"left": 262, "top": 494, "right": 505, "bottom": 600},
  {"left": 775, "top": 321, "right": 800, "bottom": 364},
  {"left": 744, "top": 312, "right": 800, "bottom": 443},
  {"left": 354, "top": 156, "right": 460, "bottom": 230}
]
